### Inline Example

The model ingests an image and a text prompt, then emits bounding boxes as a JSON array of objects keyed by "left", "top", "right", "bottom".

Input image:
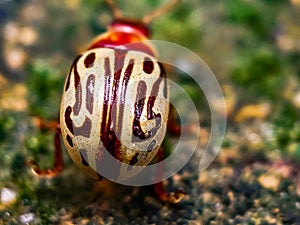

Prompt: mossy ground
[{"left": 1, "top": 0, "right": 300, "bottom": 224}]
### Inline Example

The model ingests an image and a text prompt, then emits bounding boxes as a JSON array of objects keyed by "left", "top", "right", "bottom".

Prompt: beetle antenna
[
  {"left": 142, "top": 0, "right": 181, "bottom": 24},
  {"left": 104, "top": 0, "right": 123, "bottom": 19}
]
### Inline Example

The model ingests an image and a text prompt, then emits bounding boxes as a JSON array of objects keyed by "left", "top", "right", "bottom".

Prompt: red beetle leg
[
  {"left": 154, "top": 147, "right": 185, "bottom": 204},
  {"left": 28, "top": 125, "right": 64, "bottom": 178}
]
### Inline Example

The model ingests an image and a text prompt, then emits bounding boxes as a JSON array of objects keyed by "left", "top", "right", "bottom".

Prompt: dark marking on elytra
[
  {"left": 84, "top": 52, "right": 95, "bottom": 68},
  {"left": 132, "top": 80, "right": 148, "bottom": 141},
  {"left": 147, "top": 140, "right": 157, "bottom": 152},
  {"left": 143, "top": 57, "right": 154, "bottom": 74},
  {"left": 65, "top": 54, "right": 82, "bottom": 92},
  {"left": 147, "top": 79, "right": 162, "bottom": 120},
  {"left": 129, "top": 153, "right": 139, "bottom": 165},
  {"left": 80, "top": 149, "right": 89, "bottom": 166},
  {"left": 76, "top": 117, "right": 92, "bottom": 137},
  {"left": 66, "top": 134, "right": 74, "bottom": 147},
  {"left": 98, "top": 50, "right": 129, "bottom": 179},
  {"left": 109, "top": 49, "right": 127, "bottom": 161},
  {"left": 65, "top": 106, "right": 74, "bottom": 135},
  {"left": 120, "top": 59, "right": 134, "bottom": 105},
  {"left": 86, "top": 74, "right": 95, "bottom": 114},
  {"left": 158, "top": 62, "right": 168, "bottom": 99},
  {"left": 64, "top": 106, "right": 92, "bottom": 138},
  {"left": 145, "top": 77, "right": 163, "bottom": 137},
  {"left": 116, "top": 59, "right": 134, "bottom": 139},
  {"left": 74, "top": 58, "right": 81, "bottom": 89},
  {"left": 132, "top": 74, "right": 166, "bottom": 142},
  {"left": 135, "top": 81, "right": 147, "bottom": 119},
  {"left": 131, "top": 62, "right": 168, "bottom": 142},
  {"left": 100, "top": 57, "right": 111, "bottom": 148},
  {"left": 73, "top": 83, "right": 82, "bottom": 116},
  {"left": 101, "top": 50, "right": 127, "bottom": 156},
  {"left": 65, "top": 70, "right": 72, "bottom": 92},
  {"left": 73, "top": 57, "right": 82, "bottom": 116}
]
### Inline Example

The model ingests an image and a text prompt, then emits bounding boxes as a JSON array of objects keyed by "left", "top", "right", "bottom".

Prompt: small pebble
[
  {"left": 292, "top": 92, "right": 300, "bottom": 108},
  {"left": 1, "top": 187, "right": 17, "bottom": 205},
  {"left": 291, "top": 0, "right": 300, "bottom": 8},
  {"left": 19, "top": 212, "right": 35, "bottom": 224},
  {"left": 151, "top": 215, "right": 158, "bottom": 222},
  {"left": 5, "top": 48, "right": 26, "bottom": 69},
  {"left": 188, "top": 220, "right": 201, "bottom": 225},
  {"left": 258, "top": 174, "right": 280, "bottom": 191},
  {"left": 215, "top": 202, "right": 223, "bottom": 211}
]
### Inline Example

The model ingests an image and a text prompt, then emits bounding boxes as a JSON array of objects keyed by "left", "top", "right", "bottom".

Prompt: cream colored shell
[{"left": 60, "top": 48, "right": 169, "bottom": 181}]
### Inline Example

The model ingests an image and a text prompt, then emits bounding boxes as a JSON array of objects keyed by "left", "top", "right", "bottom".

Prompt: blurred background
[{"left": 0, "top": 0, "right": 300, "bottom": 224}]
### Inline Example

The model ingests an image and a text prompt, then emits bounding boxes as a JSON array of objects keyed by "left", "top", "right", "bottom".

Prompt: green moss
[
  {"left": 36, "top": 202, "right": 56, "bottom": 225},
  {"left": 26, "top": 61, "right": 64, "bottom": 120},
  {"left": 224, "top": 0, "right": 276, "bottom": 39},
  {"left": 10, "top": 154, "right": 27, "bottom": 179},
  {"left": 273, "top": 101, "right": 298, "bottom": 128},
  {"left": 275, "top": 128, "right": 291, "bottom": 148},
  {"left": 230, "top": 47, "right": 283, "bottom": 99},
  {"left": 221, "top": 139, "right": 232, "bottom": 148},
  {"left": 89, "top": 18, "right": 106, "bottom": 36},
  {"left": 153, "top": 2, "right": 202, "bottom": 49},
  {"left": 287, "top": 143, "right": 300, "bottom": 161},
  {"left": 18, "top": 180, "right": 38, "bottom": 206},
  {"left": 0, "top": 114, "right": 15, "bottom": 142},
  {"left": 261, "top": 0, "right": 286, "bottom": 4},
  {"left": 25, "top": 133, "right": 54, "bottom": 169},
  {"left": 288, "top": 52, "right": 300, "bottom": 79},
  {"left": 270, "top": 102, "right": 300, "bottom": 158}
]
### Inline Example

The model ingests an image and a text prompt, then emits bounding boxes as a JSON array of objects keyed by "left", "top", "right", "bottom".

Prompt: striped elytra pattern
[{"left": 60, "top": 47, "right": 169, "bottom": 181}]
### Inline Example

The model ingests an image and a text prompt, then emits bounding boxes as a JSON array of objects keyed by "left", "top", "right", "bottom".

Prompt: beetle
[{"left": 29, "top": 0, "right": 185, "bottom": 203}]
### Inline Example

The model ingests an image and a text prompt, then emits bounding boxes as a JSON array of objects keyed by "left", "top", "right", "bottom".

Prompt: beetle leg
[
  {"left": 32, "top": 116, "right": 59, "bottom": 130},
  {"left": 104, "top": 0, "right": 123, "bottom": 19},
  {"left": 154, "top": 147, "right": 185, "bottom": 204},
  {"left": 28, "top": 125, "right": 64, "bottom": 177},
  {"left": 142, "top": 0, "right": 182, "bottom": 24}
]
